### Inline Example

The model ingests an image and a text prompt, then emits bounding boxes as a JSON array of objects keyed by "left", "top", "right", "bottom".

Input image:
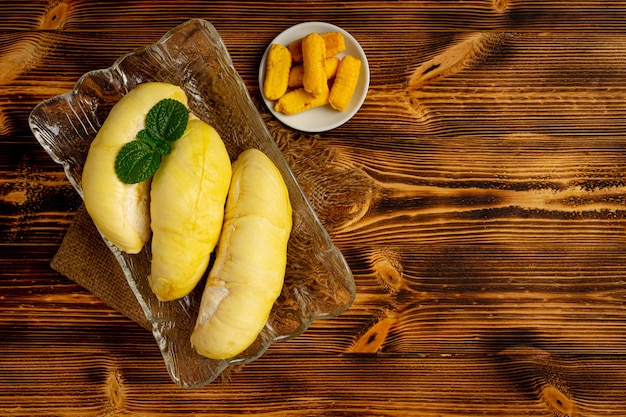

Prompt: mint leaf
[
  {"left": 145, "top": 98, "right": 188, "bottom": 142},
  {"left": 136, "top": 129, "right": 158, "bottom": 148},
  {"left": 137, "top": 129, "right": 172, "bottom": 155},
  {"left": 115, "top": 140, "right": 161, "bottom": 184},
  {"left": 113, "top": 97, "right": 188, "bottom": 184},
  {"left": 154, "top": 140, "right": 172, "bottom": 156}
]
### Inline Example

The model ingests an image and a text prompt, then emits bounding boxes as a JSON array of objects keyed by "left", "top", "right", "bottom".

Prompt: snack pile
[
  {"left": 263, "top": 31, "right": 362, "bottom": 115},
  {"left": 81, "top": 82, "right": 293, "bottom": 360}
]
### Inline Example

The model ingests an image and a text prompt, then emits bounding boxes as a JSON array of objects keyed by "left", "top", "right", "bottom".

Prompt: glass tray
[{"left": 29, "top": 19, "right": 355, "bottom": 388}]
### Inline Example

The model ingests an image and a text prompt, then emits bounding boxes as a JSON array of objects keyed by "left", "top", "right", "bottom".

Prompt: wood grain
[{"left": 2, "top": 1, "right": 626, "bottom": 416}]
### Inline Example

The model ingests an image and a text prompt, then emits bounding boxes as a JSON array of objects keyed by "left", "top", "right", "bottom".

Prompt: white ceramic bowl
[{"left": 259, "top": 22, "right": 369, "bottom": 132}]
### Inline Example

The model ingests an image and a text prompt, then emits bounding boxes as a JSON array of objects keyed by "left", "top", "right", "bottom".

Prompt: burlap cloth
[{"left": 51, "top": 204, "right": 151, "bottom": 330}]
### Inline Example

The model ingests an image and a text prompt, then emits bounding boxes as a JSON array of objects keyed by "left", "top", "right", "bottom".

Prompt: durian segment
[
  {"left": 82, "top": 82, "right": 188, "bottom": 254},
  {"left": 149, "top": 117, "right": 232, "bottom": 302},
  {"left": 191, "top": 148, "right": 292, "bottom": 360}
]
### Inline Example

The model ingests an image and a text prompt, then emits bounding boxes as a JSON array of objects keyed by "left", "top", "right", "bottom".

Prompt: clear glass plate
[{"left": 28, "top": 18, "right": 356, "bottom": 388}]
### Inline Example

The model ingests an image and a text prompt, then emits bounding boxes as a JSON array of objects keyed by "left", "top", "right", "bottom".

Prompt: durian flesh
[
  {"left": 81, "top": 82, "right": 188, "bottom": 254},
  {"left": 191, "top": 148, "right": 293, "bottom": 360},
  {"left": 149, "top": 117, "right": 232, "bottom": 301}
]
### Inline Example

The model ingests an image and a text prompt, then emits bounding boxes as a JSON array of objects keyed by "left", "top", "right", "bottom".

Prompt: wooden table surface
[{"left": 3, "top": 1, "right": 626, "bottom": 416}]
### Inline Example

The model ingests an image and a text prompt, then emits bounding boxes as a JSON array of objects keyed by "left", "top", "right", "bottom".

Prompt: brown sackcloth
[{"left": 51, "top": 204, "right": 151, "bottom": 330}]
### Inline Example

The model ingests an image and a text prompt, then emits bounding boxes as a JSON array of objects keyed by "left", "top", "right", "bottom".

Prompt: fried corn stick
[
  {"left": 274, "top": 87, "right": 329, "bottom": 115},
  {"left": 263, "top": 43, "right": 292, "bottom": 101},
  {"left": 288, "top": 31, "right": 346, "bottom": 62},
  {"left": 302, "top": 32, "right": 328, "bottom": 97},
  {"left": 288, "top": 57, "right": 340, "bottom": 88},
  {"left": 329, "top": 55, "right": 361, "bottom": 112}
]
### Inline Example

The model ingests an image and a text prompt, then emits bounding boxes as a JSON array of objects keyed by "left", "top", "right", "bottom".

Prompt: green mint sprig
[{"left": 115, "top": 98, "right": 189, "bottom": 184}]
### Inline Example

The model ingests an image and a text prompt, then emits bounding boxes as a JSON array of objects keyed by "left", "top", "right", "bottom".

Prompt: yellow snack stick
[
  {"left": 288, "top": 57, "right": 340, "bottom": 88},
  {"left": 287, "top": 39, "right": 303, "bottom": 63},
  {"left": 325, "top": 56, "right": 341, "bottom": 78},
  {"left": 329, "top": 55, "right": 362, "bottom": 112},
  {"left": 302, "top": 32, "right": 328, "bottom": 97},
  {"left": 322, "top": 31, "right": 346, "bottom": 58},
  {"left": 263, "top": 43, "right": 292, "bottom": 100},
  {"left": 274, "top": 87, "right": 329, "bottom": 115},
  {"left": 288, "top": 32, "right": 346, "bottom": 62}
]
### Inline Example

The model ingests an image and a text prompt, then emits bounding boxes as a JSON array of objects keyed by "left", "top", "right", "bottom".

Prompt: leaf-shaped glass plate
[{"left": 28, "top": 19, "right": 355, "bottom": 388}]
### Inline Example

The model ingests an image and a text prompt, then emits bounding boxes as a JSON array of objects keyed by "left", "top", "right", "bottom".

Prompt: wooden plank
[
  {"left": 2, "top": 1, "right": 626, "bottom": 414},
  {"left": 2, "top": 244, "right": 626, "bottom": 355},
  {"left": 6, "top": 132, "right": 626, "bottom": 246},
  {"left": 3, "top": 238, "right": 624, "bottom": 360},
  {"left": 0, "top": 345, "right": 625, "bottom": 416},
  {"left": 3, "top": 30, "right": 626, "bottom": 138},
  {"left": 2, "top": 1, "right": 626, "bottom": 32},
  {"left": 6, "top": 30, "right": 626, "bottom": 244}
]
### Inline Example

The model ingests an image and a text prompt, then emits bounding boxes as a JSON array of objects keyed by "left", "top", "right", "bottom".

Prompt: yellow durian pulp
[
  {"left": 148, "top": 117, "right": 232, "bottom": 302},
  {"left": 81, "top": 82, "right": 188, "bottom": 254},
  {"left": 191, "top": 148, "right": 292, "bottom": 360}
]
